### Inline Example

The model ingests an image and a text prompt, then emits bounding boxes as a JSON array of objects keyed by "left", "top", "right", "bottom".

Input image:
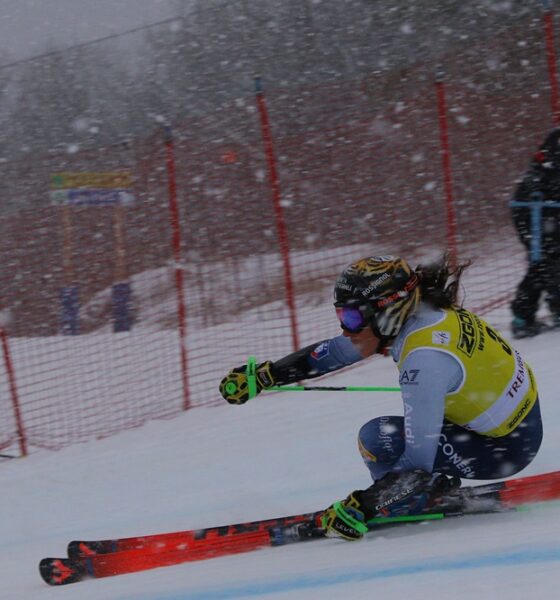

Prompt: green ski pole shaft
[
  {"left": 366, "top": 512, "right": 445, "bottom": 527},
  {"left": 269, "top": 385, "right": 400, "bottom": 392}
]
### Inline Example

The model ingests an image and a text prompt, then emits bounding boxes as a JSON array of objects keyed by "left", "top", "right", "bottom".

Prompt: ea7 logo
[{"left": 399, "top": 369, "right": 420, "bottom": 384}]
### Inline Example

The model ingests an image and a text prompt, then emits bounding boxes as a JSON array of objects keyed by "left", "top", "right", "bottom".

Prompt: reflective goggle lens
[{"left": 335, "top": 306, "right": 367, "bottom": 332}]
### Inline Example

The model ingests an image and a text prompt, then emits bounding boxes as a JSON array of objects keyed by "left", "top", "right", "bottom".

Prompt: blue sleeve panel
[
  {"left": 389, "top": 349, "right": 463, "bottom": 474},
  {"left": 270, "top": 335, "right": 365, "bottom": 384},
  {"left": 306, "top": 335, "right": 365, "bottom": 377}
]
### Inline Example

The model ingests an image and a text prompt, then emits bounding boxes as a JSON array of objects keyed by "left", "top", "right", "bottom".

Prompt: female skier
[{"left": 219, "top": 255, "right": 542, "bottom": 541}]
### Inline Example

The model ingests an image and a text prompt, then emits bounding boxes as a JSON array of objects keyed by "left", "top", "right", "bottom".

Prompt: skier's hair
[{"left": 415, "top": 253, "right": 471, "bottom": 309}]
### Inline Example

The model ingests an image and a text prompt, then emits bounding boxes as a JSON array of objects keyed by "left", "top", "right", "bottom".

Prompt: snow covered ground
[{"left": 1, "top": 326, "right": 559, "bottom": 599}]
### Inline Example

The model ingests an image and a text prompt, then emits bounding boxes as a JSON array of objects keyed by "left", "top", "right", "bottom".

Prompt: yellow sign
[{"left": 50, "top": 171, "right": 134, "bottom": 190}]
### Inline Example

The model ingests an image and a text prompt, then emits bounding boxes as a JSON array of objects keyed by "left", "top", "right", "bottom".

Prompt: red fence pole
[
  {"left": 164, "top": 126, "right": 191, "bottom": 411},
  {"left": 435, "top": 74, "right": 459, "bottom": 270},
  {"left": 254, "top": 76, "right": 300, "bottom": 352},
  {"left": 0, "top": 327, "right": 26, "bottom": 456},
  {"left": 543, "top": 1, "right": 560, "bottom": 126}
]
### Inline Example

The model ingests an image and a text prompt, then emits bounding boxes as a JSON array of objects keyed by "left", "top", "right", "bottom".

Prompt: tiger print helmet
[{"left": 333, "top": 256, "right": 420, "bottom": 338}]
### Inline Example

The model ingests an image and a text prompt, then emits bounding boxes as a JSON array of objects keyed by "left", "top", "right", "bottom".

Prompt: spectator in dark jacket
[{"left": 510, "top": 128, "right": 560, "bottom": 338}]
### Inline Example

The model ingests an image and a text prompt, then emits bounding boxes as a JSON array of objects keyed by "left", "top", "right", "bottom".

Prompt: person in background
[
  {"left": 219, "top": 255, "right": 543, "bottom": 541},
  {"left": 510, "top": 128, "right": 560, "bottom": 338}
]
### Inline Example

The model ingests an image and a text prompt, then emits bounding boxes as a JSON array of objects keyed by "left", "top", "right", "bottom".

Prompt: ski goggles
[{"left": 335, "top": 303, "right": 376, "bottom": 333}]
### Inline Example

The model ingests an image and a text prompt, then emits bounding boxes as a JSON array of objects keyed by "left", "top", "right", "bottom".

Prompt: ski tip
[
  {"left": 39, "top": 557, "right": 86, "bottom": 586},
  {"left": 68, "top": 540, "right": 93, "bottom": 559},
  {"left": 67, "top": 540, "right": 82, "bottom": 559}
]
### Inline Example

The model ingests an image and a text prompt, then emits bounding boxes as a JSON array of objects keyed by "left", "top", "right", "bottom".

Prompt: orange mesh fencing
[{"left": 0, "top": 61, "right": 553, "bottom": 455}]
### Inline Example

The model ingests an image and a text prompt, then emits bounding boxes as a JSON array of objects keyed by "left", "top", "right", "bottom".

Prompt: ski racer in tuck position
[{"left": 219, "top": 255, "right": 543, "bottom": 541}]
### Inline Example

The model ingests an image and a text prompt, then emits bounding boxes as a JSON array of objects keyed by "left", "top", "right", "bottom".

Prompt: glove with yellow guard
[{"left": 219, "top": 360, "right": 276, "bottom": 405}]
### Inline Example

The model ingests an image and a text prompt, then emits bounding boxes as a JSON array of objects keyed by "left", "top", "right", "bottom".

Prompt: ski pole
[
  {"left": 269, "top": 385, "right": 400, "bottom": 392},
  {"left": 244, "top": 356, "right": 400, "bottom": 396}
]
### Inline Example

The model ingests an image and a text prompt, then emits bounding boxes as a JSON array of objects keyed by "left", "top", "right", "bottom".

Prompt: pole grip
[{"left": 246, "top": 356, "right": 258, "bottom": 399}]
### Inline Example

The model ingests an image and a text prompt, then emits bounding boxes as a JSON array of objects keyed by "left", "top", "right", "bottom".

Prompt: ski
[
  {"left": 39, "top": 513, "right": 458, "bottom": 585},
  {"left": 66, "top": 510, "right": 319, "bottom": 559},
  {"left": 65, "top": 468, "right": 560, "bottom": 559},
  {"left": 39, "top": 469, "right": 560, "bottom": 585},
  {"left": 40, "top": 512, "right": 323, "bottom": 586}
]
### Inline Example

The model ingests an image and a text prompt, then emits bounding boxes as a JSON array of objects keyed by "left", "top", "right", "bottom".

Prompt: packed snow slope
[{"left": 1, "top": 328, "right": 559, "bottom": 600}]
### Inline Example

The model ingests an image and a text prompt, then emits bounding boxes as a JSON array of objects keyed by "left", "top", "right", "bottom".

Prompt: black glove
[{"left": 219, "top": 361, "right": 276, "bottom": 405}]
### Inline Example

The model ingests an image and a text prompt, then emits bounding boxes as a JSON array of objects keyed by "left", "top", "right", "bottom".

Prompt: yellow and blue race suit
[{"left": 306, "top": 303, "right": 542, "bottom": 480}]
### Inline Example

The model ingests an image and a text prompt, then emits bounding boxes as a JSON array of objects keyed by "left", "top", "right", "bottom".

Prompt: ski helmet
[{"left": 333, "top": 256, "right": 420, "bottom": 338}]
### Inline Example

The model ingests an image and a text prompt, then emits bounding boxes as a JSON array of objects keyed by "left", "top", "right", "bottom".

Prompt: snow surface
[{"left": 1, "top": 328, "right": 560, "bottom": 599}]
